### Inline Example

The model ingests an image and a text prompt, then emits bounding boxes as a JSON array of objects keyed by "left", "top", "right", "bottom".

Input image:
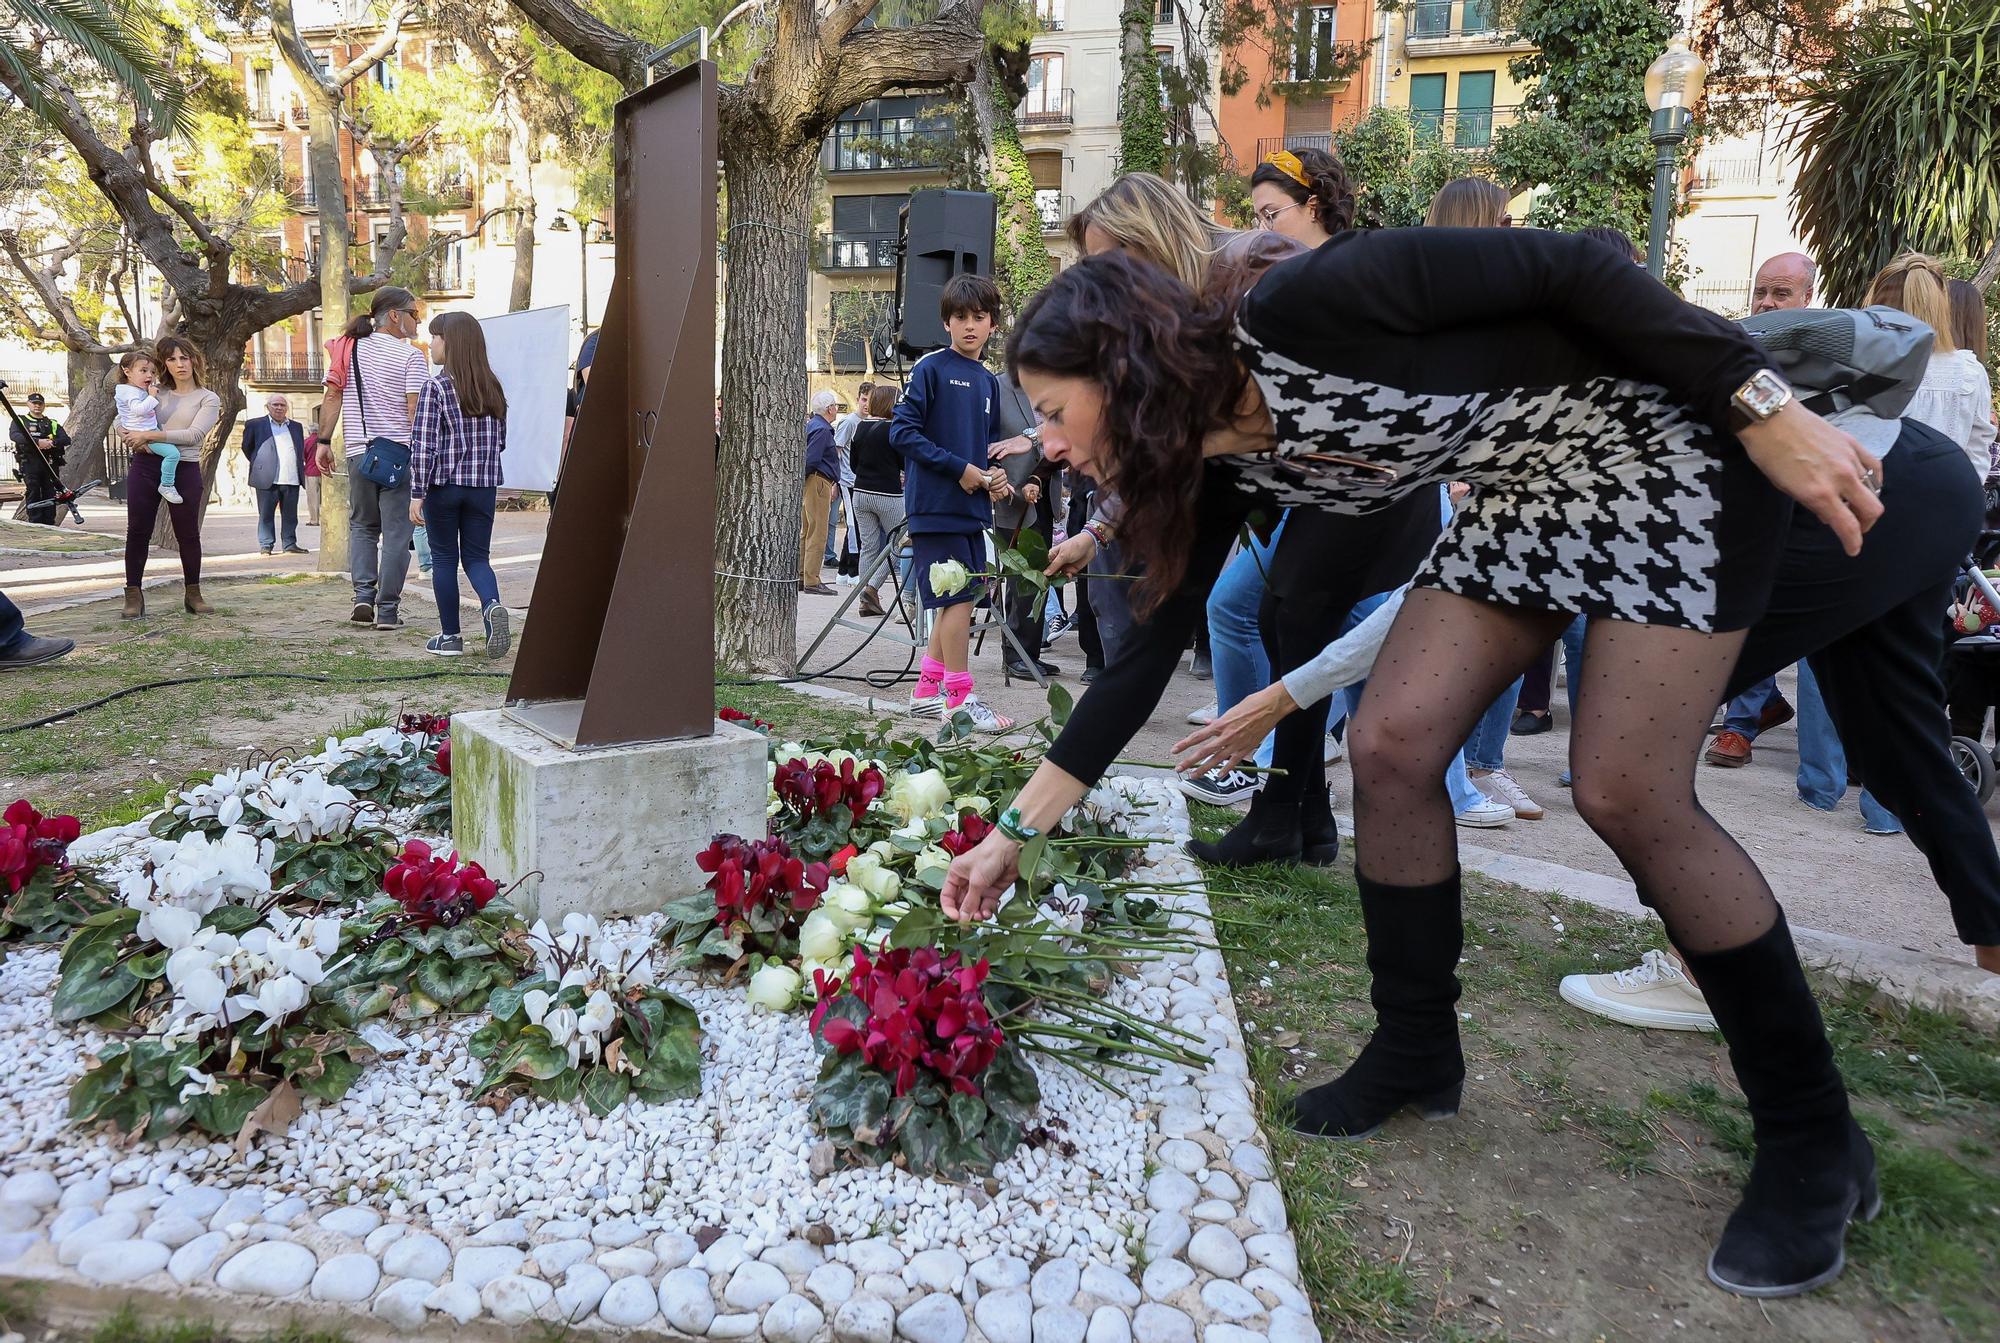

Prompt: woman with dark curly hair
[
  {"left": 1248, "top": 147, "right": 1352, "bottom": 247},
  {"left": 942, "top": 232, "right": 1896, "bottom": 1299},
  {"left": 117, "top": 335, "right": 221, "bottom": 617}
]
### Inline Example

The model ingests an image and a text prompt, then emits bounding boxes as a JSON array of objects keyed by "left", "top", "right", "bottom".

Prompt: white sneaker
[
  {"left": 1474, "top": 767, "right": 1543, "bottom": 820},
  {"left": 1187, "top": 702, "right": 1218, "bottom": 726},
  {"left": 952, "top": 694, "right": 1014, "bottom": 733},
  {"left": 1325, "top": 733, "right": 1345, "bottom": 764},
  {"left": 159, "top": 484, "right": 184, "bottom": 504},
  {"left": 909, "top": 687, "right": 944, "bottom": 719},
  {"left": 1559, "top": 950, "right": 1717, "bottom": 1031},
  {"left": 1178, "top": 766, "right": 1264, "bottom": 805},
  {"left": 1454, "top": 798, "right": 1514, "bottom": 828}
]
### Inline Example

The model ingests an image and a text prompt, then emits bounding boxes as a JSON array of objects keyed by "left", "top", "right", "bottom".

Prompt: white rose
[
  {"left": 798, "top": 908, "right": 848, "bottom": 963},
  {"left": 953, "top": 795, "right": 994, "bottom": 818},
  {"left": 928, "top": 558, "right": 970, "bottom": 597},
  {"left": 886, "top": 769, "right": 952, "bottom": 823},
  {"left": 747, "top": 962, "right": 804, "bottom": 1013}
]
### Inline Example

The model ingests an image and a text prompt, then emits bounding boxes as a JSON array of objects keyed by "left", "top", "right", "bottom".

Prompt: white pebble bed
[{"left": 0, "top": 777, "right": 1319, "bottom": 1343}]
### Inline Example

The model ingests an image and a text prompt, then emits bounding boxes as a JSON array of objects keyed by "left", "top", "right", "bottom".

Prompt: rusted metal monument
[{"left": 450, "top": 60, "right": 768, "bottom": 920}]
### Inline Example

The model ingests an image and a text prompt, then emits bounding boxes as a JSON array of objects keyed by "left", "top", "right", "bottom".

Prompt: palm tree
[
  {"left": 1788, "top": 0, "right": 2000, "bottom": 303},
  {"left": 0, "top": 0, "right": 189, "bottom": 132}
]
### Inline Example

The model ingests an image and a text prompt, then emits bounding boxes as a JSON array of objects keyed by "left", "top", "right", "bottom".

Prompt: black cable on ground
[{"left": 0, "top": 669, "right": 511, "bottom": 736}]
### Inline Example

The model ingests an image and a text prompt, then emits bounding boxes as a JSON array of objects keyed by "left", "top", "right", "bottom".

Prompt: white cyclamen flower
[{"left": 254, "top": 772, "right": 361, "bottom": 842}]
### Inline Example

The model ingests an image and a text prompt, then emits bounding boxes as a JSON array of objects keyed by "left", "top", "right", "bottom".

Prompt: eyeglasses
[{"left": 1254, "top": 202, "right": 1303, "bottom": 228}]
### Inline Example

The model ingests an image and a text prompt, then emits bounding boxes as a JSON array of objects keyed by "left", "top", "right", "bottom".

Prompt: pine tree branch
[{"left": 501, "top": 0, "right": 653, "bottom": 91}]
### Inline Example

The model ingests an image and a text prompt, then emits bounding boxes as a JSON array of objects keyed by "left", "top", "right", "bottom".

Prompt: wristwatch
[
  {"left": 1728, "top": 369, "right": 1793, "bottom": 432},
  {"left": 1022, "top": 425, "right": 1042, "bottom": 444}
]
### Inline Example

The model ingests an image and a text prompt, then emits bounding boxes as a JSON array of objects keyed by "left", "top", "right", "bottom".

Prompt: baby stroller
[{"left": 1944, "top": 544, "right": 2000, "bottom": 802}]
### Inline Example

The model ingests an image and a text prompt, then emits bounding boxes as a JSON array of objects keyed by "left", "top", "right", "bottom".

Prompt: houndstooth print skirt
[{"left": 1221, "top": 327, "right": 1788, "bottom": 633}]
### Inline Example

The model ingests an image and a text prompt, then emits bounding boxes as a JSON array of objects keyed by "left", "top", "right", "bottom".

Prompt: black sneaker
[
  {"left": 350, "top": 603, "right": 375, "bottom": 625},
  {"left": 1179, "top": 766, "right": 1265, "bottom": 806},
  {"left": 425, "top": 633, "right": 464, "bottom": 657},
  {"left": 374, "top": 609, "right": 404, "bottom": 630},
  {"left": 0, "top": 634, "right": 74, "bottom": 670},
  {"left": 1081, "top": 664, "right": 1102, "bottom": 684},
  {"left": 483, "top": 602, "right": 511, "bottom": 659}
]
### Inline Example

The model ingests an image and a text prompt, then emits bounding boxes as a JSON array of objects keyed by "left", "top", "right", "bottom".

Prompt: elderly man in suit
[{"left": 240, "top": 393, "right": 309, "bottom": 555}]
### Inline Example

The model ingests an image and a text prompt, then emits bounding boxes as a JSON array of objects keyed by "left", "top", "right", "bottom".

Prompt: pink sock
[
  {"left": 916, "top": 656, "right": 947, "bottom": 697},
  {"left": 944, "top": 672, "right": 974, "bottom": 710}
]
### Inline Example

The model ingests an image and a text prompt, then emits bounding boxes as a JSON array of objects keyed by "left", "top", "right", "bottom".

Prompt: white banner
[{"left": 478, "top": 305, "right": 570, "bottom": 492}]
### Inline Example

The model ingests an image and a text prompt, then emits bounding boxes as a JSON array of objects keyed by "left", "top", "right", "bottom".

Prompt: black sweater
[
  {"left": 1042, "top": 226, "right": 1770, "bottom": 784},
  {"left": 849, "top": 419, "right": 902, "bottom": 495}
]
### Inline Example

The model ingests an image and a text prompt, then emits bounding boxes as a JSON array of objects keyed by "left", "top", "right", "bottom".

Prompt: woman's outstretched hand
[
  {"left": 1173, "top": 681, "right": 1300, "bottom": 776},
  {"left": 941, "top": 829, "right": 1021, "bottom": 924},
  {"left": 1737, "top": 401, "right": 1883, "bottom": 557}
]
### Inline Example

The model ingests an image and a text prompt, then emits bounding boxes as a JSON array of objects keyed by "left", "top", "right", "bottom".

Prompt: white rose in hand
[{"left": 928, "top": 558, "right": 971, "bottom": 598}]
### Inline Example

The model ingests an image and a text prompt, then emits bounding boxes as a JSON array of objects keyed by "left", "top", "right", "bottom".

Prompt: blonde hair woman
[
  {"left": 1865, "top": 253, "right": 1996, "bottom": 475},
  {"left": 1066, "top": 172, "right": 1221, "bottom": 290},
  {"left": 1424, "top": 177, "right": 1511, "bottom": 229}
]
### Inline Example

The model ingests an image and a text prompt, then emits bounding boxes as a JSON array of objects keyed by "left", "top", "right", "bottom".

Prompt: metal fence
[{"left": 1019, "top": 89, "right": 1074, "bottom": 129}]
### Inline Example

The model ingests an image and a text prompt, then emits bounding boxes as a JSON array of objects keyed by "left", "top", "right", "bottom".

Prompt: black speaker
[{"left": 895, "top": 189, "right": 997, "bottom": 358}]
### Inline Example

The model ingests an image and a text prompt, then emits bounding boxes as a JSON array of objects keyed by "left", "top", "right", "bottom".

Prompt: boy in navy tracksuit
[{"left": 890, "top": 274, "right": 1014, "bottom": 730}]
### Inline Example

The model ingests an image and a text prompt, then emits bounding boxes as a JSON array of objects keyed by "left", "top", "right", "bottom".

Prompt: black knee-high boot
[
  {"left": 1188, "top": 699, "right": 1329, "bottom": 868},
  {"left": 1291, "top": 871, "right": 1464, "bottom": 1139},
  {"left": 1298, "top": 770, "right": 1340, "bottom": 867},
  {"left": 1680, "top": 915, "right": 1879, "bottom": 1298}
]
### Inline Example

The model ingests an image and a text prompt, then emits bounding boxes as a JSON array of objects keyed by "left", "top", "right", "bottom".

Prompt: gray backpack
[{"left": 1738, "top": 304, "right": 1935, "bottom": 419}]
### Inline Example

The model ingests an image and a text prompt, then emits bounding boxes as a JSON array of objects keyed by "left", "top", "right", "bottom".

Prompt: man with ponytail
[{"left": 318, "top": 286, "right": 431, "bottom": 629}]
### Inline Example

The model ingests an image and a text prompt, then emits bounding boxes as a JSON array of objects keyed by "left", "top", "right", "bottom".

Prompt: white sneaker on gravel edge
[
  {"left": 909, "top": 689, "right": 944, "bottom": 718},
  {"left": 1476, "top": 768, "right": 1544, "bottom": 820},
  {"left": 1325, "top": 733, "right": 1345, "bottom": 764},
  {"left": 953, "top": 695, "right": 1014, "bottom": 733},
  {"left": 1188, "top": 702, "right": 1218, "bottom": 726},
  {"left": 1560, "top": 950, "right": 1717, "bottom": 1031},
  {"left": 1453, "top": 798, "right": 1514, "bottom": 828}
]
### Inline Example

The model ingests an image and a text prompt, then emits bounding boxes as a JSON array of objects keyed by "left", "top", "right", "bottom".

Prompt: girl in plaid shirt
[{"left": 410, "top": 311, "right": 511, "bottom": 658}]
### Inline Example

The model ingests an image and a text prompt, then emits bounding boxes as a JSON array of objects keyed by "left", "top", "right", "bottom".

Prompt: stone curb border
[{"left": 0, "top": 780, "right": 1322, "bottom": 1343}]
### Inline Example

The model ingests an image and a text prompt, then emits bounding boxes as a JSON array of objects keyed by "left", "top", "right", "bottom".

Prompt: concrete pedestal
[{"left": 450, "top": 707, "right": 768, "bottom": 922}]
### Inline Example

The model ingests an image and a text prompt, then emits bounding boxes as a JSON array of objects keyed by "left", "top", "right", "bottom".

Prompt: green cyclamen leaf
[{"left": 581, "top": 1068, "right": 632, "bottom": 1117}]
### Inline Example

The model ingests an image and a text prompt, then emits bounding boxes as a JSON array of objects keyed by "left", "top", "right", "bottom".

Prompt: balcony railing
[
  {"left": 245, "top": 356, "right": 328, "bottom": 385},
  {"left": 250, "top": 99, "right": 279, "bottom": 125},
  {"left": 1034, "top": 190, "right": 1073, "bottom": 234},
  {"left": 1407, "top": 0, "right": 1504, "bottom": 38},
  {"left": 287, "top": 180, "right": 319, "bottom": 211},
  {"left": 1254, "top": 133, "right": 1334, "bottom": 161},
  {"left": 358, "top": 182, "right": 401, "bottom": 209},
  {"left": 1035, "top": 0, "right": 1064, "bottom": 28},
  {"left": 1697, "top": 157, "right": 1779, "bottom": 191},
  {"left": 820, "top": 232, "right": 900, "bottom": 271},
  {"left": 419, "top": 175, "right": 475, "bottom": 206},
  {"left": 1687, "top": 281, "right": 1752, "bottom": 318},
  {"left": 824, "top": 132, "right": 953, "bottom": 174},
  {"left": 1019, "top": 88, "right": 1074, "bottom": 129},
  {"left": 1412, "top": 104, "right": 1518, "bottom": 149}
]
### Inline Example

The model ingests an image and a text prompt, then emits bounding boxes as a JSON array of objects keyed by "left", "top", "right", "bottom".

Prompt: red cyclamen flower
[
  {"left": 382, "top": 838, "right": 497, "bottom": 927},
  {"left": 718, "top": 706, "right": 775, "bottom": 732},
  {"left": 695, "top": 833, "right": 828, "bottom": 925},
  {"left": 399, "top": 712, "right": 452, "bottom": 737},
  {"left": 0, "top": 799, "right": 81, "bottom": 894},
  {"left": 433, "top": 737, "right": 452, "bottom": 776},
  {"left": 811, "top": 945, "right": 1003, "bottom": 1098},
  {"left": 773, "top": 758, "right": 885, "bottom": 821}
]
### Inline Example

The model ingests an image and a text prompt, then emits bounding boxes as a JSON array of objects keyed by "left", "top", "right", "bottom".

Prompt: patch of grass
[
  {"left": 1195, "top": 828, "right": 2000, "bottom": 1339},
  {"left": 0, "top": 518, "right": 121, "bottom": 552},
  {"left": 85, "top": 1308, "right": 351, "bottom": 1343},
  {"left": 0, "top": 1278, "right": 44, "bottom": 1330},
  {"left": 720, "top": 681, "right": 874, "bottom": 743}
]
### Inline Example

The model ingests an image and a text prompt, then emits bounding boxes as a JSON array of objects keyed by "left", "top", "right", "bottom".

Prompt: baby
[{"left": 115, "top": 351, "right": 181, "bottom": 505}]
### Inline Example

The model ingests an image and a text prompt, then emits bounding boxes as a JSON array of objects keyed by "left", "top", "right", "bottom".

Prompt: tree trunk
[
  {"left": 504, "top": 91, "right": 537, "bottom": 313},
  {"left": 977, "top": 55, "right": 1053, "bottom": 314},
  {"left": 713, "top": 134, "right": 820, "bottom": 674},
  {"left": 60, "top": 351, "right": 116, "bottom": 491},
  {"left": 1975, "top": 235, "right": 2000, "bottom": 294},
  {"left": 307, "top": 101, "right": 353, "bottom": 336}
]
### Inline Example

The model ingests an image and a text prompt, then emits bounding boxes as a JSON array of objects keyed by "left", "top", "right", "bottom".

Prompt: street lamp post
[{"left": 1643, "top": 38, "right": 1708, "bottom": 280}]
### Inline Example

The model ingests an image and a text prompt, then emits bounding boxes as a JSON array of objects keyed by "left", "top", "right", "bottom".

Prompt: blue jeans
[
  {"left": 1722, "top": 675, "right": 1782, "bottom": 739},
  {"left": 423, "top": 485, "right": 501, "bottom": 637},
  {"left": 1557, "top": 614, "right": 1586, "bottom": 719},
  {"left": 1464, "top": 678, "right": 1524, "bottom": 772},
  {"left": 1796, "top": 661, "right": 1901, "bottom": 833},
  {"left": 0, "top": 589, "right": 23, "bottom": 653},
  {"left": 1207, "top": 517, "right": 1285, "bottom": 769},
  {"left": 255, "top": 484, "right": 299, "bottom": 552}
]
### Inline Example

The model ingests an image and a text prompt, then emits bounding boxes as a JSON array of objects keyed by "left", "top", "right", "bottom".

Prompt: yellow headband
[{"left": 1265, "top": 150, "right": 1311, "bottom": 190}]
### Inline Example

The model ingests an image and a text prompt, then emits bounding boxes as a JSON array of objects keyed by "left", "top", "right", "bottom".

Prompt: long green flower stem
[
  {"left": 1014, "top": 1042, "right": 1149, "bottom": 1093},
  {"left": 1009, "top": 1019, "right": 1205, "bottom": 1067},
  {"left": 989, "top": 974, "right": 1208, "bottom": 1049}
]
